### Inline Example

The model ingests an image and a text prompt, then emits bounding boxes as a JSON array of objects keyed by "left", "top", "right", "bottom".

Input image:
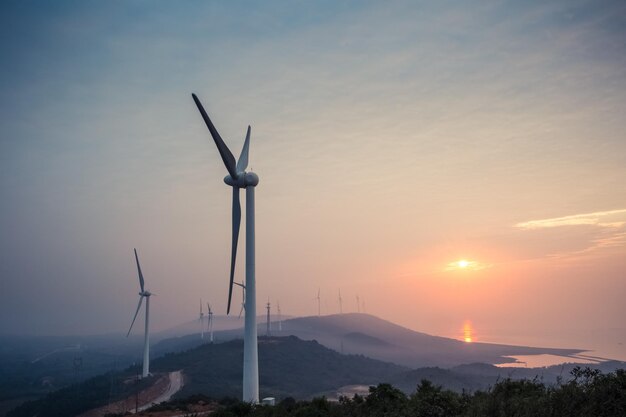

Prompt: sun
[{"left": 445, "top": 258, "right": 491, "bottom": 272}]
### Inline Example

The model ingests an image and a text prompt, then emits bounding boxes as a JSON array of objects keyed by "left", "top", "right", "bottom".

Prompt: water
[{"left": 444, "top": 326, "right": 626, "bottom": 368}]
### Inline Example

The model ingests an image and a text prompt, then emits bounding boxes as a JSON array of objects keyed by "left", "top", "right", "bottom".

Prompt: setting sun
[{"left": 445, "top": 259, "right": 491, "bottom": 272}]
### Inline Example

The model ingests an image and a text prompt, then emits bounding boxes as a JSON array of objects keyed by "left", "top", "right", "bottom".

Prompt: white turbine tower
[
  {"left": 192, "top": 94, "right": 259, "bottom": 403},
  {"left": 199, "top": 299, "right": 205, "bottom": 339},
  {"left": 207, "top": 303, "right": 214, "bottom": 343},
  {"left": 126, "top": 248, "right": 152, "bottom": 378}
]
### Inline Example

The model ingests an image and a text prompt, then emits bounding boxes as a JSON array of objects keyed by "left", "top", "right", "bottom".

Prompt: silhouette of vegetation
[{"left": 206, "top": 367, "right": 626, "bottom": 417}]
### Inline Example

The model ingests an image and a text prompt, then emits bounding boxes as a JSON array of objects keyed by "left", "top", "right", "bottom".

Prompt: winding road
[{"left": 137, "top": 370, "right": 184, "bottom": 412}]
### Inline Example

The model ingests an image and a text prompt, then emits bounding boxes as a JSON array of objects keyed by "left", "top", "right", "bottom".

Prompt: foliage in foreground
[{"left": 212, "top": 367, "right": 626, "bottom": 417}]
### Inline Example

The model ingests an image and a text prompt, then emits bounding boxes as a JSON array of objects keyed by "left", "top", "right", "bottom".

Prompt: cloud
[
  {"left": 515, "top": 209, "right": 626, "bottom": 230},
  {"left": 514, "top": 209, "right": 626, "bottom": 260}
]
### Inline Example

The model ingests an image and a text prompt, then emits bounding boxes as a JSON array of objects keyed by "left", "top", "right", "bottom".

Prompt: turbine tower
[
  {"left": 277, "top": 301, "right": 282, "bottom": 332},
  {"left": 126, "top": 248, "right": 152, "bottom": 378},
  {"left": 199, "top": 299, "right": 205, "bottom": 339},
  {"left": 356, "top": 295, "right": 360, "bottom": 313},
  {"left": 207, "top": 303, "right": 214, "bottom": 343},
  {"left": 192, "top": 94, "right": 259, "bottom": 403}
]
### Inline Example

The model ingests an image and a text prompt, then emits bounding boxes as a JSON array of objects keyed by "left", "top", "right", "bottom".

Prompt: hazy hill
[
  {"left": 154, "top": 313, "right": 587, "bottom": 368},
  {"left": 7, "top": 336, "right": 407, "bottom": 416},
  {"left": 8, "top": 334, "right": 626, "bottom": 417},
  {"left": 277, "top": 314, "right": 586, "bottom": 367},
  {"left": 155, "top": 336, "right": 407, "bottom": 399}
]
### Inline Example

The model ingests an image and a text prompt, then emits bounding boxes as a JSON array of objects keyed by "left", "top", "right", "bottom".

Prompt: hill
[
  {"left": 154, "top": 313, "right": 587, "bottom": 368},
  {"left": 8, "top": 334, "right": 626, "bottom": 417},
  {"left": 7, "top": 336, "right": 406, "bottom": 417},
  {"left": 154, "top": 336, "right": 407, "bottom": 399}
]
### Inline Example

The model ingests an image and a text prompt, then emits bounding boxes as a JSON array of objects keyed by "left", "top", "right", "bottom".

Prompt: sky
[{"left": 1, "top": 0, "right": 625, "bottom": 358}]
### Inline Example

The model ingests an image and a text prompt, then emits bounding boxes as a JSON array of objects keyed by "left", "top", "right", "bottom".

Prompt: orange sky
[{"left": 0, "top": 1, "right": 625, "bottom": 360}]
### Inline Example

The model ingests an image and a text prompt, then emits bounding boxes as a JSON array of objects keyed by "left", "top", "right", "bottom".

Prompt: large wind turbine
[
  {"left": 126, "top": 248, "right": 152, "bottom": 378},
  {"left": 192, "top": 94, "right": 260, "bottom": 403}
]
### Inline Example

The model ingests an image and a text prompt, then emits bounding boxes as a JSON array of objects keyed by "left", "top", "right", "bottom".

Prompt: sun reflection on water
[{"left": 463, "top": 321, "right": 473, "bottom": 343}]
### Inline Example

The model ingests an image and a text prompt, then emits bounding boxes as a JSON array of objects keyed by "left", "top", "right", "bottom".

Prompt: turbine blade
[
  {"left": 238, "top": 303, "right": 244, "bottom": 318},
  {"left": 191, "top": 94, "right": 238, "bottom": 179},
  {"left": 236, "top": 126, "right": 251, "bottom": 173},
  {"left": 134, "top": 249, "right": 145, "bottom": 292},
  {"left": 227, "top": 187, "right": 241, "bottom": 314},
  {"left": 126, "top": 296, "right": 144, "bottom": 337}
]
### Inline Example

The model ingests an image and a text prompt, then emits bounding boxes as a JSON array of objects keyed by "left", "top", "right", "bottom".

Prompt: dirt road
[
  {"left": 137, "top": 370, "right": 184, "bottom": 411},
  {"left": 79, "top": 370, "right": 185, "bottom": 417}
]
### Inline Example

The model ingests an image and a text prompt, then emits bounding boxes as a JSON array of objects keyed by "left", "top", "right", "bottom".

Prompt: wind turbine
[
  {"left": 192, "top": 94, "right": 259, "bottom": 403},
  {"left": 199, "top": 299, "right": 205, "bottom": 339},
  {"left": 126, "top": 248, "right": 152, "bottom": 378},
  {"left": 235, "top": 281, "right": 246, "bottom": 318},
  {"left": 277, "top": 301, "right": 282, "bottom": 332},
  {"left": 316, "top": 288, "right": 321, "bottom": 316},
  {"left": 207, "top": 303, "right": 214, "bottom": 343},
  {"left": 338, "top": 289, "right": 343, "bottom": 314},
  {"left": 356, "top": 295, "right": 360, "bottom": 313},
  {"left": 265, "top": 299, "right": 271, "bottom": 337}
]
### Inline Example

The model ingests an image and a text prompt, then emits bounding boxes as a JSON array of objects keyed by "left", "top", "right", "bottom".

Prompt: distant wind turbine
[
  {"left": 193, "top": 92, "right": 260, "bottom": 403},
  {"left": 199, "top": 299, "right": 205, "bottom": 339},
  {"left": 126, "top": 249, "right": 152, "bottom": 378},
  {"left": 207, "top": 303, "right": 214, "bottom": 343},
  {"left": 338, "top": 289, "right": 343, "bottom": 314},
  {"left": 316, "top": 288, "right": 321, "bottom": 316},
  {"left": 277, "top": 301, "right": 282, "bottom": 332},
  {"left": 266, "top": 299, "right": 271, "bottom": 337},
  {"left": 356, "top": 295, "right": 360, "bottom": 313},
  {"left": 235, "top": 281, "right": 245, "bottom": 318}
]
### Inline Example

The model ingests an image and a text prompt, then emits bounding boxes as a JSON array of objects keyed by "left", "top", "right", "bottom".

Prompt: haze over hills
[
  {"left": 0, "top": 312, "right": 610, "bottom": 416},
  {"left": 8, "top": 334, "right": 626, "bottom": 417},
  {"left": 155, "top": 313, "right": 588, "bottom": 368}
]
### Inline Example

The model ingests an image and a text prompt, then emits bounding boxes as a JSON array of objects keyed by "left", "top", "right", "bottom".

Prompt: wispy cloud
[
  {"left": 514, "top": 209, "right": 626, "bottom": 260},
  {"left": 515, "top": 209, "right": 626, "bottom": 230}
]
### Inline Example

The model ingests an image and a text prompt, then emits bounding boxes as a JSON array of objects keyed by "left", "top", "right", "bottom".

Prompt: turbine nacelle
[{"left": 224, "top": 172, "right": 259, "bottom": 188}]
